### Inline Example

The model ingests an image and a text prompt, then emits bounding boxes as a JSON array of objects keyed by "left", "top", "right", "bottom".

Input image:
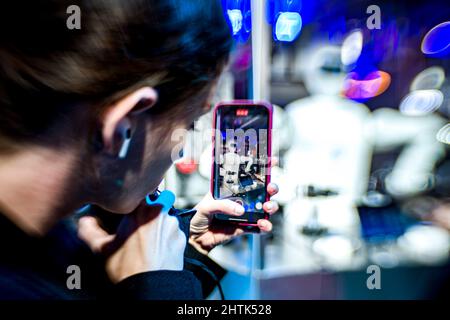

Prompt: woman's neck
[{"left": 0, "top": 147, "right": 80, "bottom": 236}]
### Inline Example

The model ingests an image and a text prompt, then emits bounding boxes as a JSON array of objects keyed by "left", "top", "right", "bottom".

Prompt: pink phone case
[{"left": 211, "top": 100, "right": 273, "bottom": 226}]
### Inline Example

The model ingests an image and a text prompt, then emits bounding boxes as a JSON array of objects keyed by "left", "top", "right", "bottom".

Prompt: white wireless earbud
[{"left": 117, "top": 119, "right": 132, "bottom": 159}]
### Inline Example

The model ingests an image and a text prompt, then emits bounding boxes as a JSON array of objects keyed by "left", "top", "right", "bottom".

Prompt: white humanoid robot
[
  {"left": 281, "top": 41, "right": 447, "bottom": 270},
  {"left": 284, "top": 44, "right": 372, "bottom": 230},
  {"left": 278, "top": 44, "right": 372, "bottom": 269},
  {"left": 220, "top": 139, "right": 255, "bottom": 196}
]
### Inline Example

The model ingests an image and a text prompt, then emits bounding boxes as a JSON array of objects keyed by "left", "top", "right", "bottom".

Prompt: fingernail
[
  {"left": 235, "top": 205, "right": 245, "bottom": 215},
  {"left": 266, "top": 202, "right": 273, "bottom": 210},
  {"left": 259, "top": 220, "right": 269, "bottom": 228}
]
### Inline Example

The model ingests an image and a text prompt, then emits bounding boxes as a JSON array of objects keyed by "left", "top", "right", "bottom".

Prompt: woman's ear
[{"left": 100, "top": 87, "right": 158, "bottom": 157}]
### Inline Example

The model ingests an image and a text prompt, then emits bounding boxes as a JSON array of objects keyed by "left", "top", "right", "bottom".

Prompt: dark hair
[{"left": 0, "top": 0, "right": 232, "bottom": 147}]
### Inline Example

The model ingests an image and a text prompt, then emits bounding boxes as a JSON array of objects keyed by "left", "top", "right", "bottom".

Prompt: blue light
[
  {"left": 75, "top": 204, "right": 91, "bottom": 214},
  {"left": 227, "top": 9, "right": 243, "bottom": 35},
  {"left": 267, "top": 0, "right": 303, "bottom": 42},
  {"left": 222, "top": 0, "right": 251, "bottom": 43},
  {"left": 421, "top": 21, "right": 450, "bottom": 58},
  {"left": 145, "top": 190, "right": 175, "bottom": 212},
  {"left": 267, "top": 0, "right": 302, "bottom": 24},
  {"left": 275, "top": 12, "right": 302, "bottom": 42}
]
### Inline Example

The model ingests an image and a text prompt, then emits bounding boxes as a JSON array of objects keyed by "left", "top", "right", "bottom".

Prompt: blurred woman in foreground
[{"left": 0, "top": 0, "right": 278, "bottom": 299}]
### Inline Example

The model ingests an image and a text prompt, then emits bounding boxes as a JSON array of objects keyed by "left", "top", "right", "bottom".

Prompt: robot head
[
  {"left": 301, "top": 45, "right": 346, "bottom": 96},
  {"left": 226, "top": 139, "right": 238, "bottom": 153}
]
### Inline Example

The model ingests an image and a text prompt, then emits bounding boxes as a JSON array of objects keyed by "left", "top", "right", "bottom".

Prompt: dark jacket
[{"left": 0, "top": 207, "right": 224, "bottom": 300}]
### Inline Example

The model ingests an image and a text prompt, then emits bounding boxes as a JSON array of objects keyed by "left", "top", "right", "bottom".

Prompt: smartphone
[{"left": 211, "top": 101, "right": 273, "bottom": 230}]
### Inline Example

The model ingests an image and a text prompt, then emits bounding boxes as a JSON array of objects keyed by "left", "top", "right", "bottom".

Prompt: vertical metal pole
[
  {"left": 251, "top": 0, "right": 270, "bottom": 101},
  {"left": 249, "top": 0, "right": 270, "bottom": 300}
]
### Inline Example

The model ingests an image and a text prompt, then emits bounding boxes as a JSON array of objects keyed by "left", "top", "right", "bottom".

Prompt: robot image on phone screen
[{"left": 214, "top": 106, "right": 270, "bottom": 215}]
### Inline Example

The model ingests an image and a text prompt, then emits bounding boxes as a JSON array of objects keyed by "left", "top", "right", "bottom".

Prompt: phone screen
[{"left": 213, "top": 103, "right": 271, "bottom": 224}]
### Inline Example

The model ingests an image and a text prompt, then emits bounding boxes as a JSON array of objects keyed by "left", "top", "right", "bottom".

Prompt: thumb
[
  {"left": 204, "top": 198, "right": 245, "bottom": 217},
  {"left": 78, "top": 216, "right": 116, "bottom": 254}
]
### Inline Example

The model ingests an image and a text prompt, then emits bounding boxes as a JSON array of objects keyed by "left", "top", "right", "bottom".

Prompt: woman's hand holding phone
[{"left": 189, "top": 183, "right": 279, "bottom": 254}]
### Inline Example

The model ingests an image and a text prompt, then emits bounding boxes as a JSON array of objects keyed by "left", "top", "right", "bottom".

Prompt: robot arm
[
  {"left": 218, "top": 154, "right": 226, "bottom": 176},
  {"left": 372, "top": 108, "right": 446, "bottom": 197},
  {"left": 241, "top": 155, "right": 253, "bottom": 172}
]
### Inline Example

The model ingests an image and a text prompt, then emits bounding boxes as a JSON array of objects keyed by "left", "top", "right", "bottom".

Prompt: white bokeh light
[
  {"left": 399, "top": 89, "right": 444, "bottom": 116},
  {"left": 437, "top": 123, "right": 450, "bottom": 144},
  {"left": 227, "top": 9, "right": 243, "bottom": 35},
  {"left": 341, "top": 29, "right": 363, "bottom": 66},
  {"left": 410, "top": 66, "right": 446, "bottom": 91},
  {"left": 275, "top": 12, "right": 302, "bottom": 42}
]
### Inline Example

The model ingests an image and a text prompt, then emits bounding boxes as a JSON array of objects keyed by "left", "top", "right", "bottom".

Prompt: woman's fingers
[
  {"left": 257, "top": 219, "right": 273, "bottom": 232},
  {"left": 267, "top": 183, "right": 279, "bottom": 196},
  {"left": 271, "top": 157, "right": 279, "bottom": 167},
  {"left": 233, "top": 228, "right": 245, "bottom": 237},
  {"left": 199, "top": 198, "right": 245, "bottom": 217},
  {"left": 78, "top": 216, "right": 115, "bottom": 254},
  {"left": 263, "top": 200, "right": 279, "bottom": 215},
  {"left": 198, "top": 227, "right": 245, "bottom": 249}
]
